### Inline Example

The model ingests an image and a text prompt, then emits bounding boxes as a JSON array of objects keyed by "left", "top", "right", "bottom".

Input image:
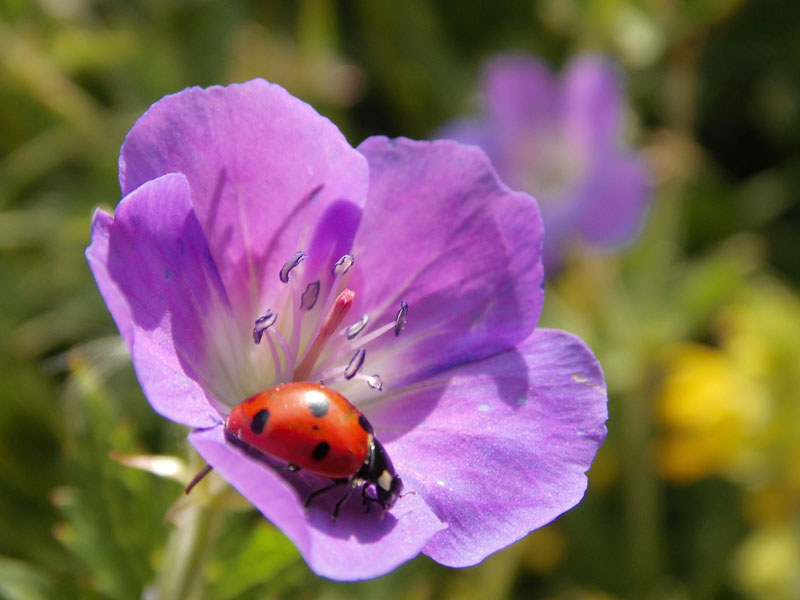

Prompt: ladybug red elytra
[{"left": 188, "top": 382, "right": 403, "bottom": 519}]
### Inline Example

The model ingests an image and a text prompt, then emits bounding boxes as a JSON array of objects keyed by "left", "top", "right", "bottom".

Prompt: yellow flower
[
  {"left": 655, "top": 343, "right": 766, "bottom": 483},
  {"left": 733, "top": 524, "right": 800, "bottom": 600}
]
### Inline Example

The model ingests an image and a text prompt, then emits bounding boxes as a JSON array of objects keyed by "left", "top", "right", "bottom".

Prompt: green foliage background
[{"left": 1, "top": 1, "right": 799, "bottom": 599}]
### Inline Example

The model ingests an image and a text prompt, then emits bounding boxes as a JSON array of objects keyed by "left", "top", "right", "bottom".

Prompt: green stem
[
  {"left": 619, "top": 373, "right": 662, "bottom": 595},
  {"left": 156, "top": 498, "right": 223, "bottom": 600}
]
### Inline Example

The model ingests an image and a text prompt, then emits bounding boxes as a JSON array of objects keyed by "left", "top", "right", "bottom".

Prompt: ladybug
[{"left": 222, "top": 381, "right": 403, "bottom": 519}]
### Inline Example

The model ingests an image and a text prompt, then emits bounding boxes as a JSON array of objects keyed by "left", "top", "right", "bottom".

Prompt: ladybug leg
[
  {"left": 304, "top": 478, "right": 347, "bottom": 509},
  {"left": 360, "top": 484, "right": 372, "bottom": 513},
  {"left": 332, "top": 490, "right": 352, "bottom": 521}
]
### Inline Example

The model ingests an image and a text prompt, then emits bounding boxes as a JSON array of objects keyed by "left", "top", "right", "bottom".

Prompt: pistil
[{"left": 293, "top": 288, "right": 355, "bottom": 381}]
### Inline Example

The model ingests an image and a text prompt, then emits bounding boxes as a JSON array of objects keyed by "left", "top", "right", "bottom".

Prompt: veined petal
[
  {"left": 367, "top": 328, "right": 607, "bottom": 567},
  {"left": 351, "top": 137, "right": 544, "bottom": 387},
  {"left": 189, "top": 426, "right": 446, "bottom": 581},
  {"left": 86, "top": 173, "right": 232, "bottom": 427},
  {"left": 119, "top": 79, "right": 369, "bottom": 319}
]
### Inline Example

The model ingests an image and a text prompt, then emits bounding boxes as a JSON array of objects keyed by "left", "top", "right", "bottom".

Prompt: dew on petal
[{"left": 366, "top": 374, "right": 383, "bottom": 391}]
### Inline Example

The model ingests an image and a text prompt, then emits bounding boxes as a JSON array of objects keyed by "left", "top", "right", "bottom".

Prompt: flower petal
[
  {"left": 189, "top": 426, "right": 445, "bottom": 581},
  {"left": 367, "top": 328, "right": 607, "bottom": 567},
  {"left": 352, "top": 137, "right": 544, "bottom": 385},
  {"left": 483, "top": 54, "right": 558, "bottom": 129},
  {"left": 433, "top": 118, "right": 497, "bottom": 160},
  {"left": 119, "top": 80, "right": 369, "bottom": 318},
  {"left": 86, "top": 173, "right": 230, "bottom": 427},
  {"left": 562, "top": 55, "right": 624, "bottom": 153},
  {"left": 576, "top": 155, "right": 651, "bottom": 246}
]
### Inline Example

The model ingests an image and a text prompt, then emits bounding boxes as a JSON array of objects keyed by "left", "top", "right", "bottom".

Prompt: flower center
[
  {"left": 510, "top": 130, "right": 585, "bottom": 203},
  {"left": 250, "top": 251, "right": 408, "bottom": 396}
]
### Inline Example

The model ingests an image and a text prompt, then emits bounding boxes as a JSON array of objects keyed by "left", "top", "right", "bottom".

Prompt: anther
[
  {"left": 279, "top": 251, "right": 307, "bottom": 283},
  {"left": 332, "top": 254, "right": 355, "bottom": 277},
  {"left": 394, "top": 301, "right": 409, "bottom": 336},
  {"left": 294, "top": 289, "right": 356, "bottom": 381},
  {"left": 344, "top": 348, "right": 366, "bottom": 380},
  {"left": 345, "top": 314, "right": 369, "bottom": 339},
  {"left": 253, "top": 310, "right": 277, "bottom": 344},
  {"left": 300, "top": 281, "right": 321, "bottom": 311}
]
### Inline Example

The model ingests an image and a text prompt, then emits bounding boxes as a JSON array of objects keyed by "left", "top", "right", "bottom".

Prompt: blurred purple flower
[
  {"left": 86, "top": 80, "right": 607, "bottom": 580},
  {"left": 439, "top": 54, "right": 651, "bottom": 270}
]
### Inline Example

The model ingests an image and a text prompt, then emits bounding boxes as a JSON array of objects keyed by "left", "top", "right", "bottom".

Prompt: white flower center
[
  {"left": 509, "top": 130, "right": 586, "bottom": 204},
  {"left": 237, "top": 251, "right": 407, "bottom": 408}
]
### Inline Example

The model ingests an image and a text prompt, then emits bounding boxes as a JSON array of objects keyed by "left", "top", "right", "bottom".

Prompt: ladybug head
[
  {"left": 375, "top": 471, "right": 403, "bottom": 510},
  {"left": 360, "top": 437, "right": 403, "bottom": 510}
]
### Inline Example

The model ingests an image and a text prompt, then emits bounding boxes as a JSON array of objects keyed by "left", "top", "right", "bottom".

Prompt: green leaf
[
  {"left": 209, "top": 520, "right": 300, "bottom": 600},
  {"left": 0, "top": 557, "right": 51, "bottom": 600}
]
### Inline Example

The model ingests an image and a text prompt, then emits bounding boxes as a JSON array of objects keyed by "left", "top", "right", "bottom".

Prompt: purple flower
[
  {"left": 86, "top": 80, "right": 607, "bottom": 580},
  {"left": 439, "top": 54, "right": 651, "bottom": 270}
]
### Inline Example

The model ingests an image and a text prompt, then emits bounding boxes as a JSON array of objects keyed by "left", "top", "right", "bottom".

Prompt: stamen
[
  {"left": 394, "top": 301, "right": 409, "bottom": 336},
  {"left": 253, "top": 309, "right": 286, "bottom": 377},
  {"left": 279, "top": 251, "right": 307, "bottom": 283},
  {"left": 294, "top": 289, "right": 355, "bottom": 381},
  {"left": 341, "top": 322, "right": 394, "bottom": 349},
  {"left": 253, "top": 310, "right": 277, "bottom": 344},
  {"left": 318, "top": 366, "right": 384, "bottom": 390},
  {"left": 316, "top": 300, "right": 411, "bottom": 372},
  {"left": 300, "top": 281, "right": 321, "bottom": 311},
  {"left": 332, "top": 254, "right": 355, "bottom": 277},
  {"left": 345, "top": 314, "right": 369, "bottom": 339},
  {"left": 262, "top": 328, "right": 285, "bottom": 380},
  {"left": 344, "top": 348, "right": 366, "bottom": 380}
]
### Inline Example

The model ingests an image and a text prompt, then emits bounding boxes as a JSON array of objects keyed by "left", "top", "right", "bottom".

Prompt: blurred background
[{"left": 1, "top": 0, "right": 799, "bottom": 599}]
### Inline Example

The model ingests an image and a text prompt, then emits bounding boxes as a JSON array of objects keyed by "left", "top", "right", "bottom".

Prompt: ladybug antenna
[{"left": 184, "top": 464, "right": 214, "bottom": 494}]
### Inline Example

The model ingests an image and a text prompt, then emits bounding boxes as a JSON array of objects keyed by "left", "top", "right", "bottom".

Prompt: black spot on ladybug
[
  {"left": 250, "top": 409, "right": 270, "bottom": 435},
  {"left": 312, "top": 424, "right": 319, "bottom": 431},
  {"left": 358, "top": 414, "right": 373, "bottom": 434},
  {"left": 307, "top": 395, "right": 330, "bottom": 418},
  {"left": 312, "top": 441, "right": 330, "bottom": 461}
]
